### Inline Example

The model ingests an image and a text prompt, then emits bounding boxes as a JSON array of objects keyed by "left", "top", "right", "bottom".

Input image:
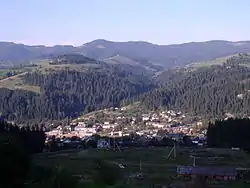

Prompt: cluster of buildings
[{"left": 46, "top": 107, "right": 207, "bottom": 144}]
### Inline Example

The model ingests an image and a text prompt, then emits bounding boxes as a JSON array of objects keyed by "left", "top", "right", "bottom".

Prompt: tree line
[
  {"left": 0, "top": 120, "right": 46, "bottom": 154},
  {"left": 0, "top": 120, "right": 46, "bottom": 187},
  {"left": 207, "top": 118, "right": 250, "bottom": 150},
  {"left": 224, "top": 53, "right": 250, "bottom": 67}
]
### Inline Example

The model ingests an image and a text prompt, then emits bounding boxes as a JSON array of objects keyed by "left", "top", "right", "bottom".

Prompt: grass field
[
  {"left": 0, "top": 72, "right": 41, "bottom": 93},
  {"left": 33, "top": 147, "right": 250, "bottom": 187},
  {"left": 189, "top": 53, "right": 250, "bottom": 69},
  {"left": 189, "top": 55, "right": 236, "bottom": 68},
  {"left": 0, "top": 69, "right": 9, "bottom": 78},
  {"left": 35, "top": 60, "right": 99, "bottom": 73}
]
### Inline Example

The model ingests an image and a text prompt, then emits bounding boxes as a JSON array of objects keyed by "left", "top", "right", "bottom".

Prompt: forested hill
[
  {"left": 0, "top": 68, "right": 154, "bottom": 122},
  {"left": 2, "top": 53, "right": 250, "bottom": 123},
  {"left": 142, "top": 64, "right": 250, "bottom": 118}
]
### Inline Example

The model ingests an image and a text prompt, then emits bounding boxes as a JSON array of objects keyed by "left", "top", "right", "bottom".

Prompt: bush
[
  {"left": 92, "top": 159, "right": 122, "bottom": 186},
  {"left": 49, "top": 165, "right": 79, "bottom": 188}
]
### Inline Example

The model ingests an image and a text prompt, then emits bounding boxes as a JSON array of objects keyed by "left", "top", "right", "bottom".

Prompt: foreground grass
[{"left": 33, "top": 147, "right": 250, "bottom": 187}]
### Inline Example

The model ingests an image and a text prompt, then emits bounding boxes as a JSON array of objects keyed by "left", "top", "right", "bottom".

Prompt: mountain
[{"left": 1, "top": 40, "right": 250, "bottom": 68}]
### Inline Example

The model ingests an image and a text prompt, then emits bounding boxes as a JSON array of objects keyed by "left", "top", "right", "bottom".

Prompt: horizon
[
  {"left": 1, "top": 0, "right": 250, "bottom": 46},
  {"left": 1, "top": 39, "right": 250, "bottom": 47}
]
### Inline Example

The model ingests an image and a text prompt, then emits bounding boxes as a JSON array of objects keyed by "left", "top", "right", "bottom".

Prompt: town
[{"left": 45, "top": 104, "right": 209, "bottom": 149}]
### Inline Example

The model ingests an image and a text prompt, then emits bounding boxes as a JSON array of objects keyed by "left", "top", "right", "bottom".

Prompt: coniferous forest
[
  {"left": 207, "top": 118, "right": 250, "bottom": 150},
  {"left": 0, "top": 67, "right": 154, "bottom": 122},
  {"left": 143, "top": 65, "right": 250, "bottom": 118},
  {"left": 1, "top": 54, "right": 250, "bottom": 123}
]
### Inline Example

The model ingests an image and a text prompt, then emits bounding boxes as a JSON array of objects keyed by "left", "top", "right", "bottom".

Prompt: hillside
[
  {"left": 2, "top": 40, "right": 250, "bottom": 68},
  {"left": 0, "top": 64, "right": 155, "bottom": 123},
  {"left": 2, "top": 52, "right": 250, "bottom": 123},
  {"left": 143, "top": 64, "right": 250, "bottom": 118}
]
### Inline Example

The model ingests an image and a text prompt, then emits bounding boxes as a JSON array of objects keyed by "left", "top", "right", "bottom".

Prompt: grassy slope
[
  {"left": 0, "top": 72, "right": 41, "bottom": 93},
  {"left": 188, "top": 54, "right": 237, "bottom": 68},
  {"left": 188, "top": 53, "right": 250, "bottom": 68}
]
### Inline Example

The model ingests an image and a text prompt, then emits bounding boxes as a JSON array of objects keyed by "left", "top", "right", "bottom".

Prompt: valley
[
  {"left": 2, "top": 42, "right": 250, "bottom": 188},
  {"left": 3, "top": 1, "right": 250, "bottom": 187}
]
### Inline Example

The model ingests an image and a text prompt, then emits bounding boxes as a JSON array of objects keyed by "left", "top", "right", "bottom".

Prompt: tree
[
  {"left": 207, "top": 118, "right": 250, "bottom": 150},
  {"left": 0, "top": 133, "right": 30, "bottom": 187},
  {"left": 160, "top": 137, "right": 174, "bottom": 146},
  {"left": 183, "top": 136, "right": 192, "bottom": 146}
]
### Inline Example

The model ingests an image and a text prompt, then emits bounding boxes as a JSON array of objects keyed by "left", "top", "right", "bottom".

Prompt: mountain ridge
[
  {"left": 2, "top": 39, "right": 250, "bottom": 69},
  {"left": 3, "top": 39, "right": 249, "bottom": 47}
]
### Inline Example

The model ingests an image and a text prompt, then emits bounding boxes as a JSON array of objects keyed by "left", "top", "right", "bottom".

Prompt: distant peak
[{"left": 85, "top": 39, "right": 112, "bottom": 45}]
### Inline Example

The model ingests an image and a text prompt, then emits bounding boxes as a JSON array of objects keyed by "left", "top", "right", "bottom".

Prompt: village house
[
  {"left": 46, "top": 129, "right": 62, "bottom": 137},
  {"left": 78, "top": 121, "right": 86, "bottom": 126},
  {"left": 142, "top": 114, "right": 150, "bottom": 121},
  {"left": 64, "top": 125, "right": 72, "bottom": 131},
  {"left": 110, "top": 131, "right": 123, "bottom": 137},
  {"left": 102, "top": 124, "right": 116, "bottom": 129},
  {"left": 76, "top": 127, "right": 97, "bottom": 137},
  {"left": 75, "top": 124, "right": 87, "bottom": 131},
  {"left": 152, "top": 123, "right": 165, "bottom": 129}
]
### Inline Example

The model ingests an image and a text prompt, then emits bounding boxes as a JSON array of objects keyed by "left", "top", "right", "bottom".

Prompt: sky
[{"left": 0, "top": 0, "right": 250, "bottom": 46}]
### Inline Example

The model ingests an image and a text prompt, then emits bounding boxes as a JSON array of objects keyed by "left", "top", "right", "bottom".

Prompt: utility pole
[
  {"left": 174, "top": 143, "right": 176, "bottom": 159},
  {"left": 167, "top": 143, "right": 177, "bottom": 160},
  {"left": 139, "top": 160, "right": 142, "bottom": 172}
]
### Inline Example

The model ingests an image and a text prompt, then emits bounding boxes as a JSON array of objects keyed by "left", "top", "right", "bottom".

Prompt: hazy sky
[{"left": 1, "top": 0, "right": 249, "bottom": 46}]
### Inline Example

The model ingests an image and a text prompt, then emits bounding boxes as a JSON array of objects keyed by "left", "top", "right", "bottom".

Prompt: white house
[
  {"left": 102, "top": 124, "right": 117, "bottom": 129},
  {"left": 142, "top": 116, "right": 150, "bottom": 121},
  {"left": 75, "top": 125, "right": 86, "bottom": 131}
]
